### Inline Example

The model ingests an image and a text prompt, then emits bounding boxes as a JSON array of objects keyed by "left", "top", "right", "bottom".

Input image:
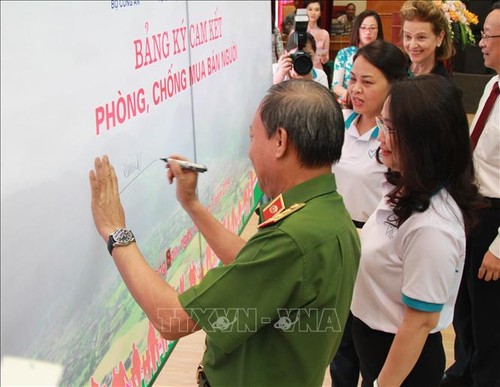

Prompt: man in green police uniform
[{"left": 89, "top": 79, "right": 360, "bottom": 386}]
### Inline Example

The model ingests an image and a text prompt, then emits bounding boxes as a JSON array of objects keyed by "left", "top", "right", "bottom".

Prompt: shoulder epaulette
[{"left": 258, "top": 203, "right": 306, "bottom": 228}]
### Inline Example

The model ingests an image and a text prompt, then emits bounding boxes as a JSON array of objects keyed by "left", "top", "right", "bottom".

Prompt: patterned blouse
[{"left": 332, "top": 45, "right": 358, "bottom": 91}]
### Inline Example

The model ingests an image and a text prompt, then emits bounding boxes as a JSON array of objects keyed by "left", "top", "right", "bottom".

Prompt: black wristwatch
[{"left": 107, "top": 228, "right": 136, "bottom": 255}]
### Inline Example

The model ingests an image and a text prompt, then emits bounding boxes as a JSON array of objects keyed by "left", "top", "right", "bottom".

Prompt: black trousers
[
  {"left": 352, "top": 316, "right": 445, "bottom": 387},
  {"left": 329, "top": 312, "right": 359, "bottom": 387},
  {"left": 329, "top": 221, "right": 365, "bottom": 387},
  {"left": 447, "top": 203, "right": 500, "bottom": 387}
]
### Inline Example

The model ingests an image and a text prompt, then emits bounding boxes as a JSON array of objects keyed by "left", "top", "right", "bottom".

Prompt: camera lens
[{"left": 293, "top": 52, "right": 313, "bottom": 75}]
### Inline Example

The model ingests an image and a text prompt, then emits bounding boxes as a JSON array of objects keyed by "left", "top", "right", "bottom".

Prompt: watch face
[{"left": 112, "top": 228, "right": 135, "bottom": 245}]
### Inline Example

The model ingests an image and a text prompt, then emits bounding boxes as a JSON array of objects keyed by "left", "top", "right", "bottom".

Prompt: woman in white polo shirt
[
  {"left": 351, "top": 76, "right": 486, "bottom": 386},
  {"left": 330, "top": 40, "right": 408, "bottom": 387},
  {"left": 332, "top": 40, "right": 407, "bottom": 229}
]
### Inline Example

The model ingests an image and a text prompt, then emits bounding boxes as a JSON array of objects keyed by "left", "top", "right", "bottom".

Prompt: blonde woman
[{"left": 400, "top": 0, "right": 454, "bottom": 77}]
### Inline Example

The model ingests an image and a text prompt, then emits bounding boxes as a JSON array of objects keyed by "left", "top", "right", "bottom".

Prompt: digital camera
[{"left": 291, "top": 9, "right": 313, "bottom": 75}]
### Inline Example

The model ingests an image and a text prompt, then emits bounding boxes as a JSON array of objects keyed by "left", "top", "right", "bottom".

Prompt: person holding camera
[
  {"left": 287, "top": 1, "right": 330, "bottom": 70},
  {"left": 273, "top": 32, "right": 329, "bottom": 88}
]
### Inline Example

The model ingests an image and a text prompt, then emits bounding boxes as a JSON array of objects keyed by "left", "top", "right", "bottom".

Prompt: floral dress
[{"left": 332, "top": 45, "right": 358, "bottom": 91}]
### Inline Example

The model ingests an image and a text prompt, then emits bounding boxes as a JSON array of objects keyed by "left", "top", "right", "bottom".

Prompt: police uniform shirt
[
  {"left": 332, "top": 110, "right": 387, "bottom": 223},
  {"left": 179, "top": 174, "right": 360, "bottom": 387},
  {"left": 351, "top": 181, "right": 466, "bottom": 334}
]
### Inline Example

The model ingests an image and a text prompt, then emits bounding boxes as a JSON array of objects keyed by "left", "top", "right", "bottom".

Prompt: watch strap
[
  {"left": 107, "top": 234, "right": 115, "bottom": 255},
  {"left": 107, "top": 228, "right": 135, "bottom": 256}
]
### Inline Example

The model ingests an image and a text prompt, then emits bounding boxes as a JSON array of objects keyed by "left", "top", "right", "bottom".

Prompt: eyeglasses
[
  {"left": 376, "top": 116, "right": 395, "bottom": 134},
  {"left": 359, "top": 26, "right": 378, "bottom": 32},
  {"left": 480, "top": 31, "right": 500, "bottom": 39}
]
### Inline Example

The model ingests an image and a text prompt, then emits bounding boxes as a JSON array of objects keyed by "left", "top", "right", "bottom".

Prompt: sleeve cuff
[
  {"left": 402, "top": 294, "right": 443, "bottom": 312},
  {"left": 489, "top": 230, "right": 500, "bottom": 259},
  {"left": 178, "top": 287, "right": 241, "bottom": 354}
]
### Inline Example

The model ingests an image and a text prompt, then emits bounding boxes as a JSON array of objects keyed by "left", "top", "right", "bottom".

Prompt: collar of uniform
[{"left": 257, "top": 174, "right": 337, "bottom": 223}]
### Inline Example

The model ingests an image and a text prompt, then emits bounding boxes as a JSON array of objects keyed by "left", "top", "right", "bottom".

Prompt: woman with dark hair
[
  {"left": 400, "top": 0, "right": 454, "bottom": 77},
  {"left": 333, "top": 40, "right": 408, "bottom": 232},
  {"left": 332, "top": 10, "right": 384, "bottom": 103},
  {"left": 351, "top": 75, "right": 485, "bottom": 387},
  {"left": 330, "top": 40, "right": 408, "bottom": 387}
]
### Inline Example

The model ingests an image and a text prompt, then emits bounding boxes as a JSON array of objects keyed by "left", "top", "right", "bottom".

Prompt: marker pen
[{"left": 160, "top": 158, "right": 208, "bottom": 173}]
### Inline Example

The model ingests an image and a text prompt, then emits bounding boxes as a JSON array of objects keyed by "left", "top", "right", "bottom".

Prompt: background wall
[{"left": 1, "top": 1, "right": 270, "bottom": 386}]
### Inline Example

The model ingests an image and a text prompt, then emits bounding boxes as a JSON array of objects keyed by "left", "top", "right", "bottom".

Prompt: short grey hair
[{"left": 259, "top": 79, "right": 344, "bottom": 167}]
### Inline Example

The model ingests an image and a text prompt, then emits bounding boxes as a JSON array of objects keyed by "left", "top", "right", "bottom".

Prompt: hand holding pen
[
  {"left": 163, "top": 155, "right": 205, "bottom": 210},
  {"left": 160, "top": 157, "right": 207, "bottom": 173}
]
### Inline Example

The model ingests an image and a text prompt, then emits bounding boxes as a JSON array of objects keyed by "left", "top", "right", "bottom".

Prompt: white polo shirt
[
  {"left": 332, "top": 110, "right": 387, "bottom": 222},
  {"left": 351, "top": 181, "right": 466, "bottom": 334}
]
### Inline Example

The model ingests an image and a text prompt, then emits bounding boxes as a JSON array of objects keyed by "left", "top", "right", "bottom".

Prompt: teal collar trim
[
  {"left": 345, "top": 111, "right": 379, "bottom": 139},
  {"left": 344, "top": 111, "right": 359, "bottom": 129}
]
